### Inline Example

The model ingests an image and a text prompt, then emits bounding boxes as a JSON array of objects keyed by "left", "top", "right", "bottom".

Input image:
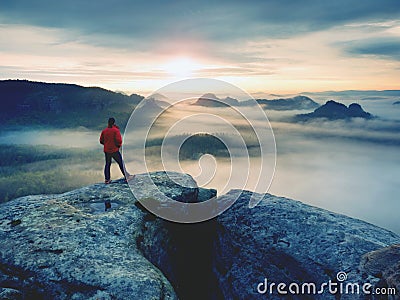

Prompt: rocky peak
[
  {"left": 194, "top": 93, "right": 228, "bottom": 107},
  {"left": 296, "top": 100, "right": 373, "bottom": 121}
]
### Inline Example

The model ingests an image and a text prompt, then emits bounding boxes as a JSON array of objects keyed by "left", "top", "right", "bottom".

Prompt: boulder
[
  {"left": 213, "top": 190, "right": 400, "bottom": 299},
  {"left": 0, "top": 172, "right": 207, "bottom": 300},
  {"left": 360, "top": 244, "right": 400, "bottom": 299},
  {"left": 0, "top": 288, "right": 23, "bottom": 300},
  {"left": 129, "top": 171, "right": 199, "bottom": 203}
]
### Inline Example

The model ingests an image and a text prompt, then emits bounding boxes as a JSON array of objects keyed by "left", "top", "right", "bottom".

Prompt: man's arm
[
  {"left": 100, "top": 131, "right": 104, "bottom": 145},
  {"left": 115, "top": 130, "right": 122, "bottom": 148}
]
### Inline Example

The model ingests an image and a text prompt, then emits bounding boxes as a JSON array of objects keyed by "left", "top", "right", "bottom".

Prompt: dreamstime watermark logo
[
  {"left": 123, "top": 78, "right": 276, "bottom": 223},
  {"left": 257, "top": 271, "right": 397, "bottom": 296}
]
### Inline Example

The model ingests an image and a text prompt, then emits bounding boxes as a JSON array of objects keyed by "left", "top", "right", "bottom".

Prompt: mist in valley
[
  {"left": 0, "top": 128, "right": 100, "bottom": 148},
  {"left": 1, "top": 95, "right": 399, "bottom": 233}
]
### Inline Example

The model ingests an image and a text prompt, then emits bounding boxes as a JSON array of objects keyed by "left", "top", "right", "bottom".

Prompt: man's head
[{"left": 108, "top": 117, "right": 115, "bottom": 127}]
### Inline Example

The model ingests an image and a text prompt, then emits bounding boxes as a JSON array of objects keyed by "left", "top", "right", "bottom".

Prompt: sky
[{"left": 1, "top": 0, "right": 400, "bottom": 95}]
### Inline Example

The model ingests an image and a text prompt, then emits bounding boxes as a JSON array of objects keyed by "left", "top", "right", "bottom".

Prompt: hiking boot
[{"left": 125, "top": 175, "right": 135, "bottom": 183}]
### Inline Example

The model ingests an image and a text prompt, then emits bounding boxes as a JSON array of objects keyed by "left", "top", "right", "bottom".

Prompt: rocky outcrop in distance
[
  {"left": 295, "top": 100, "right": 373, "bottom": 121},
  {"left": 193, "top": 93, "right": 320, "bottom": 111},
  {"left": 254, "top": 95, "right": 319, "bottom": 110},
  {"left": 237, "top": 95, "right": 319, "bottom": 110},
  {"left": 192, "top": 93, "right": 240, "bottom": 107},
  {"left": 0, "top": 172, "right": 399, "bottom": 299}
]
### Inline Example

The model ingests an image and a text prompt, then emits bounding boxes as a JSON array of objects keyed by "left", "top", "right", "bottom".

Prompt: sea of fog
[
  {"left": 0, "top": 128, "right": 99, "bottom": 148},
  {"left": 0, "top": 98, "right": 399, "bottom": 233}
]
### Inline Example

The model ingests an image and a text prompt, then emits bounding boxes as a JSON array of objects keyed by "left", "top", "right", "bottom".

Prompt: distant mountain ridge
[
  {"left": 2, "top": 80, "right": 392, "bottom": 129},
  {"left": 237, "top": 95, "right": 319, "bottom": 110},
  {"left": 193, "top": 93, "right": 319, "bottom": 110},
  {"left": 0, "top": 80, "right": 143, "bottom": 129},
  {"left": 144, "top": 95, "right": 170, "bottom": 109},
  {"left": 254, "top": 95, "right": 319, "bottom": 110},
  {"left": 193, "top": 93, "right": 239, "bottom": 107},
  {"left": 295, "top": 100, "right": 373, "bottom": 121}
]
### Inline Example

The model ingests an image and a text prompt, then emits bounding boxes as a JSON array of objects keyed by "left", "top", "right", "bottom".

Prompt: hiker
[{"left": 100, "top": 117, "right": 134, "bottom": 184}]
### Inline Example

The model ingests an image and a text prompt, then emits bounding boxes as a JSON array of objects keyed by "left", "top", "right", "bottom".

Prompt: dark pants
[{"left": 104, "top": 151, "right": 127, "bottom": 181}]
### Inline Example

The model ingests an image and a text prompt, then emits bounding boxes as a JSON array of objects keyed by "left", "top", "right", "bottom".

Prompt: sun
[{"left": 162, "top": 57, "right": 201, "bottom": 78}]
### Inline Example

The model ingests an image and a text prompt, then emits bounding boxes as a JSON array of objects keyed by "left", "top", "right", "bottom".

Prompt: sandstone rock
[
  {"left": 1, "top": 174, "right": 399, "bottom": 300},
  {"left": 0, "top": 288, "right": 23, "bottom": 300},
  {"left": 197, "top": 187, "right": 217, "bottom": 202},
  {"left": 213, "top": 190, "right": 400, "bottom": 299},
  {"left": 384, "top": 263, "right": 400, "bottom": 300},
  {"left": 360, "top": 244, "right": 400, "bottom": 299},
  {"left": 360, "top": 244, "right": 400, "bottom": 278},
  {"left": 129, "top": 171, "right": 199, "bottom": 203},
  {"left": 0, "top": 174, "right": 194, "bottom": 300}
]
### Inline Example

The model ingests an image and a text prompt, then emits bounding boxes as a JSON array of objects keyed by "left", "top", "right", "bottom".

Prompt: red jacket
[{"left": 100, "top": 125, "right": 123, "bottom": 153}]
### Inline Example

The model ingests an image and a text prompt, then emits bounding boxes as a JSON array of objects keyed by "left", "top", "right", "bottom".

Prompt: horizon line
[{"left": 1, "top": 78, "right": 400, "bottom": 98}]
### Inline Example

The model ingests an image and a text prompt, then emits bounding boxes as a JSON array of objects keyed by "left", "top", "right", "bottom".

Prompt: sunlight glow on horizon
[{"left": 160, "top": 57, "right": 203, "bottom": 79}]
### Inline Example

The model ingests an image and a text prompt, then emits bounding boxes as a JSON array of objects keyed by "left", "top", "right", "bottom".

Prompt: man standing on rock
[{"left": 100, "top": 117, "right": 134, "bottom": 184}]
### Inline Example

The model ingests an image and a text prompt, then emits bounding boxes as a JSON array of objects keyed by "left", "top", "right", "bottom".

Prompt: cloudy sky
[{"left": 1, "top": 0, "right": 399, "bottom": 94}]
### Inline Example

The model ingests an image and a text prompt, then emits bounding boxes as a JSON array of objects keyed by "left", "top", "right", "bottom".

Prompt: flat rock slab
[
  {"left": 0, "top": 174, "right": 179, "bottom": 300},
  {"left": 360, "top": 244, "right": 400, "bottom": 296},
  {"left": 214, "top": 190, "right": 400, "bottom": 300},
  {"left": 129, "top": 171, "right": 199, "bottom": 203}
]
